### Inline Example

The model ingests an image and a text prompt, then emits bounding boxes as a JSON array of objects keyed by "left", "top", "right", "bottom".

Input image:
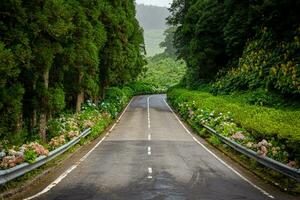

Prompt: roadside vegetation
[
  {"left": 0, "top": 82, "right": 161, "bottom": 170},
  {"left": 164, "top": 0, "right": 300, "bottom": 191},
  {"left": 166, "top": 0, "right": 300, "bottom": 164},
  {"left": 168, "top": 88, "right": 300, "bottom": 167},
  {"left": 139, "top": 54, "right": 186, "bottom": 91}
]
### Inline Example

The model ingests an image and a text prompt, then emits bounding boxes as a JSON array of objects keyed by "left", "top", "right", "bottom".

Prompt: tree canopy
[
  {"left": 0, "top": 0, "right": 146, "bottom": 142},
  {"left": 168, "top": 0, "right": 300, "bottom": 92}
]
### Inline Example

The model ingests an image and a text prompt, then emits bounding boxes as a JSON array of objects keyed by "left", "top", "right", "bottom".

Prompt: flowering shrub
[
  {"left": 212, "top": 28, "right": 300, "bottom": 95},
  {"left": 0, "top": 155, "right": 24, "bottom": 168},
  {"left": 49, "top": 135, "right": 66, "bottom": 150},
  {"left": 23, "top": 142, "right": 49, "bottom": 157},
  {"left": 169, "top": 92, "right": 299, "bottom": 168},
  {"left": 66, "top": 131, "right": 79, "bottom": 140},
  {"left": 0, "top": 83, "right": 151, "bottom": 170},
  {"left": 0, "top": 142, "right": 50, "bottom": 168}
]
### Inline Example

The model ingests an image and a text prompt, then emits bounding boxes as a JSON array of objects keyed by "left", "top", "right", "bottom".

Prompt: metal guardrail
[
  {"left": 0, "top": 128, "right": 91, "bottom": 185},
  {"left": 203, "top": 125, "right": 300, "bottom": 182}
]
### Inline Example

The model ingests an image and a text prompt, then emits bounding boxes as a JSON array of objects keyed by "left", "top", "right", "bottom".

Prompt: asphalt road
[{"left": 25, "top": 95, "right": 284, "bottom": 200}]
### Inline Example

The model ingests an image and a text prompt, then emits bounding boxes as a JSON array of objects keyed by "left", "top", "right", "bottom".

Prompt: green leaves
[
  {"left": 0, "top": 0, "right": 146, "bottom": 142},
  {"left": 169, "top": 0, "right": 300, "bottom": 92},
  {"left": 139, "top": 56, "right": 186, "bottom": 90}
]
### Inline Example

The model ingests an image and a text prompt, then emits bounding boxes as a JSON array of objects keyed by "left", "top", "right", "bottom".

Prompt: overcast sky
[{"left": 136, "top": 0, "right": 172, "bottom": 7}]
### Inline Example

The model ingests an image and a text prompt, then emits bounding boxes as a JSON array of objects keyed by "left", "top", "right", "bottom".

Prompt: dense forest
[
  {"left": 0, "top": 0, "right": 146, "bottom": 142},
  {"left": 168, "top": 0, "right": 300, "bottom": 98}
]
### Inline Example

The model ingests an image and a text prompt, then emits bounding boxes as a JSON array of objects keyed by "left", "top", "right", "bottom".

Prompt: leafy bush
[
  {"left": 24, "top": 150, "right": 38, "bottom": 164},
  {"left": 245, "top": 88, "right": 284, "bottom": 107},
  {"left": 126, "top": 82, "right": 163, "bottom": 95},
  {"left": 46, "top": 118, "right": 64, "bottom": 140},
  {"left": 139, "top": 56, "right": 187, "bottom": 90}
]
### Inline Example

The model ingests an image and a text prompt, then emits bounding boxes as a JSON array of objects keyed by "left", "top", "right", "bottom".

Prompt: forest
[{"left": 0, "top": 0, "right": 146, "bottom": 143}]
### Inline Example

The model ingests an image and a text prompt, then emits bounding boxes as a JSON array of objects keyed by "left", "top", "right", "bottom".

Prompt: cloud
[{"left": 136, "top": 0, "right": 172, "bottom": 8}]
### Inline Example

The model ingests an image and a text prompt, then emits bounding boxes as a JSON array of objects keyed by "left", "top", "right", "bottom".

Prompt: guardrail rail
[
  {"left": 202, "top": 125, "right": 300, "bottom": 182},
  {"left": 0, "top": 128, "right": 91, "bottom": 185}
]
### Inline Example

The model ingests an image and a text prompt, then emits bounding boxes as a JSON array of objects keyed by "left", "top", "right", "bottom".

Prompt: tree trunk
[
  {"left": 14, "top": 114, "right": 23, "bottom": 134},
  {"left": 39, "top": 114, "right": 47, "bottom": 141},
  {"left": 76, "top": 72, "right": 84, "bottom": 112},
  {"left": 30, "top": 81, "right": 37, "bottom": 129},
  {"left": 31, "top": 110, "right": 37, "bottom": 128},
  {"left": 39, "top": 69, "right": 49, "bottom": 142}
]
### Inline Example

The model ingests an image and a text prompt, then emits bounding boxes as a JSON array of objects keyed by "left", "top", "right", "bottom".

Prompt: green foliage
[
  {"left": 46, "top": 118, "right": 64, "bottom": 140},
  {"left": 0, "top": 0, "right": 146, "bottom": 142},
  {"left": 168, "top": 0, "right": 300, "bottom": 91},
  {"left": 24, "top": 150, "right": 38, "bottom": 164},
  {"left": 159, "top": 27, "right": 177, "bottom": 58},
  {"left": 139, "top": 56, "right": 186, "bottom": 90},
  {"left": 0, "top": 42, "right": 24, "bottom": 138},
  {"left": 209, "top": 135, "right": 221, "bottom": 146},
  {"left": 169, "top": 0, "right": 228, "bottom": 83},
  {"left": 48, "top": 87, "right": 66, "bottom": 113},
  {"left": 126, "top": 82, "right": 162, "bottom": 95},
  {"left": 89, "top": 118, "right": 110, "bottom": 140},
  {"left": 244, "top": 88, "right": 283, "bottom": 107},
  {"left": 167, "top": 88, "right": 300, "bottom": 161},
  {"left": 213, "top": 28, "right": 300, "bottom": 95},
  {"left": 101, "top": 87, "right": 132, "bottom": 117}
]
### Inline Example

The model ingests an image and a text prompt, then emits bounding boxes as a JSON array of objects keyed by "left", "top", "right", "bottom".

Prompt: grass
[
  {"left": 168, "top": 88, "right": 300, "bottom": 141},
  {"left": 167, "top": 88, "right": 300, "bottom": 160}
]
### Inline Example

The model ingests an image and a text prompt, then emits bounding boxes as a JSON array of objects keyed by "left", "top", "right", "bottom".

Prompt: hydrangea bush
[
  {"left": 0, "top": 83, "right": 161, "bottom": 170},
  {"left": 175, "top": 100, "right": 298, "bottom": 168}
]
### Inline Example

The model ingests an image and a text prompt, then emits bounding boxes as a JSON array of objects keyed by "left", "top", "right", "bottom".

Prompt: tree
[{"left": 159, "top": 27, "right": 177, "bottom": 58}]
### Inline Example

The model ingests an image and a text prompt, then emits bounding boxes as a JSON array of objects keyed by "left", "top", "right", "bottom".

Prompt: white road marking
[
  {"left": 148, "top": 146, "right": 151, "bottom": 155},
  {"left": 162, "top": 98, "right": 275, "bottom": 199},
  {"left": 147, "top": 166, "right": 153, "bottom": 179},
  {"left": 147, "top": 96, "right": 151, "bottom": 129},
  {"left": 24, "top": 98, "right": 134, "bottom": 200},
  {"left": 147, "top": 96, "right": 153, "bottom": 179}
]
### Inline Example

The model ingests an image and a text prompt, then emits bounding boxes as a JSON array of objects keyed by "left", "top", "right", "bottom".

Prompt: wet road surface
[{"left": 25, "top": 95, "right": 286, "bottom": 200}]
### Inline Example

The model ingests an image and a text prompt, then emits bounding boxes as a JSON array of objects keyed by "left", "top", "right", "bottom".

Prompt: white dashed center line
[
  {"left": 148, "top": 167, "right": 153, "bottom": 179},
  {"left": 147, "top": 96, "right": 153, "bottom": 180},
  {"left": 147, "top": 96, "right": 151, "bottom": 129}
]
